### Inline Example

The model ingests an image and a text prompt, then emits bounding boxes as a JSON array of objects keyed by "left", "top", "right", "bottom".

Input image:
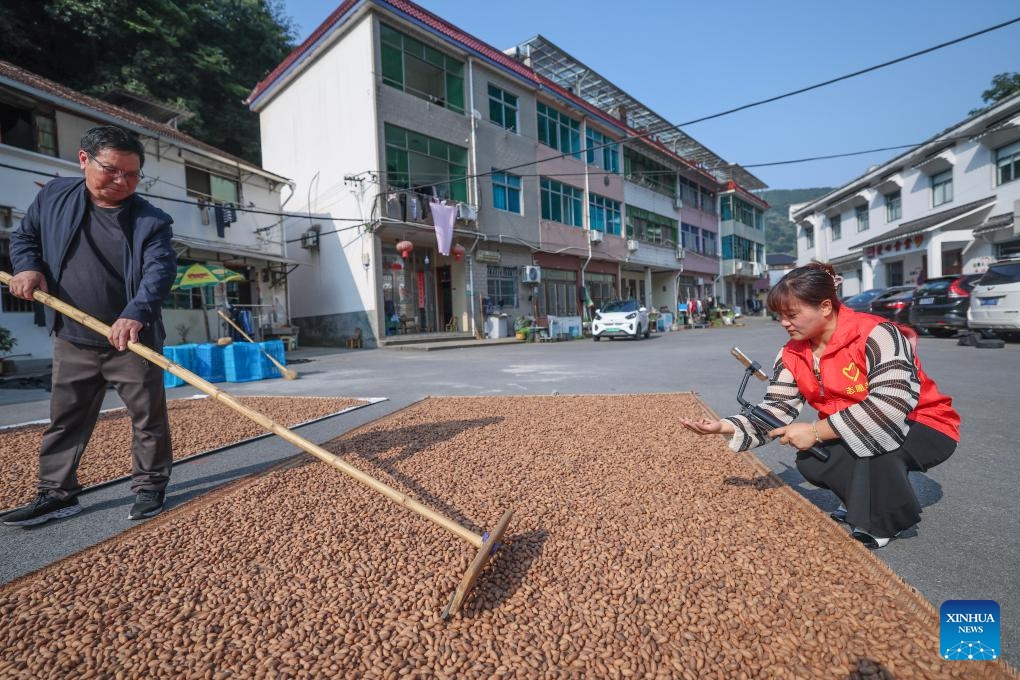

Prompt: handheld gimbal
[{"left": 730, "top": 347, "right": 829, "bottom": 462}]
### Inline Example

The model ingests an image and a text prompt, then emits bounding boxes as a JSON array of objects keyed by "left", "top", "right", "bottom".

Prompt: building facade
[
  {"left": 791, "top": 92, "right": 1020, "bottom": 295},
  {"left": 246, "top": 0, "right": 766, "bottom": 346},
  {"left": 0, "top": 60, "right": 294, "bottom": 362}
]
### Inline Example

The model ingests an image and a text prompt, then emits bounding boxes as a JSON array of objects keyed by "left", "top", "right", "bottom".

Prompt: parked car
[
  {"left": 592, "top": 300, "right": 650, "bottom": 340},
  {"left": 842, "top": 288, "right": 887, "bottom": 312},
  {"left": 868, "top": 285, "right": 917, "bottom": 324},
  {"left": 968, "top": 257, "right": 1020, "bottom": 339},
  {"left": 908, "top": 274, "right": 983, "bottom": 337}
]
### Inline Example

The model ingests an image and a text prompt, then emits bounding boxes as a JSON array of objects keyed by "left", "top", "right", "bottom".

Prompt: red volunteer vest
[{"left": 781, "top": 307, "right": 960, "bottom": 442}]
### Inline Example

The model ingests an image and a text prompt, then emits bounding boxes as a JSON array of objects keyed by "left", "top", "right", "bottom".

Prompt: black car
[
  {"left": 842, "top": 288, "right": 887, "bottom": 312},
  {"left": 868, "top": 285, "right": 916, "bottom": 324},
  {"left": 909, "top": 274, "right": 982, "bottom": 337}
]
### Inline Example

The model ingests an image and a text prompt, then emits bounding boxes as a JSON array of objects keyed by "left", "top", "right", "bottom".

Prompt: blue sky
[{"left": 280, "top": 0, "right": 1020, "bottom": 191}]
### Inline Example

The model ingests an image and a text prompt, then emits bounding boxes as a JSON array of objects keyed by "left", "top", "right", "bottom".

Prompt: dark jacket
[{"left": 10, "top": 176, "right": 177, "bottom": 344}]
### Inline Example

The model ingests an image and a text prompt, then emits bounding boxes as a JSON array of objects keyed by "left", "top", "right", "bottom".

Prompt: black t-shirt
[{"left": 56, "top": 202, "right": 129, "bottom": 346}]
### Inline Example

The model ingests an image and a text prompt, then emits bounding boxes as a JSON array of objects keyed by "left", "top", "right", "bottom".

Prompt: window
[
  {"left": 486, "top": 265, "right": 518, "bottom": 308},
  {"left": 931, "top": 169, "right": 953, "bottom": 206},
  {"left": 380, "top": 23, "right": 464, "bottom": 113},
  {"left": 537, "top": 102, "right": 581, "bottom": 158},
  {"left": 585, "top": 127, "right": 619, "bottom": 173},
  {"left": 585, "top": 272, "right": 615, "bottom": 311},
  {"left": 721, "top": 235, "right": 756, "bottom": 261},
  {"left": 855, "top": 205, "right": 869, "bottom": 232},
  {"left": 996, "top": 140, "right": 1020, "bottom": 185},
  {"left": 678, "top": 176, "right": 699, "bottom": 206},
  {"left": 886, "top": 260, "right": 904, "bottom": 287},
  {"left": 539, "top": 267, "right": 578, "bottom": 317},
  {"left": 487, "top": 84, "right": 518, "bottom": 133},
  {"left": 0, "top": 98, "right": 57, "bottom": 157},
  {"left": 699, "top": 187, "right": 717, "bottom": 215},
  {"left": 186, "top": 165, "right": 239, "bottom": 204},
  {"left": 804, "top": 225, "right": 815, "bottom": 249},
  {"left": 588, "top": 193, "right": 621, "bottom": 235},
  {"left": 681, "top": 223, "right": 702, "bottom": 253},
  {"left": 626, "top": 207, "right": 677, "bottom": 246},
  {"left": 491, "top": 170, "right": 521, "bottom": 213},
  {"left": 885, "top": 190, "right": 901, "bottom": 222},
  {"left": 720, "top": 195, "right": 763, "bottom": 229},
  {"left": 1, "top": 230, "right": 34, "bottom": 313},
  {"left": 830, "top": 214, "right": 842, "bottom": 241},
  {"left": 384, "top": 124, "right": 468, "bottom": 201},
  {"left": 539, "top": 177, "right": 583, "bottom": 226},
  {"left": 625, "top": 149, "right": 675, "bottom": 196}
]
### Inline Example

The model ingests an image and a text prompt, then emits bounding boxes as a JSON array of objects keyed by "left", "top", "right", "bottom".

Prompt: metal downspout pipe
[{"left": 467, "top": 58, "right": 481, "bottom": 336}]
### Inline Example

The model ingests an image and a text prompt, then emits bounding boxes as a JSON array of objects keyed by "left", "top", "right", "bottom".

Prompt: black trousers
[
  {"left": 38, "top": 337, "right": 173, "bottom": 499},
  {"left": 795, "top": 420, "right": 956, "bottom": 538}
]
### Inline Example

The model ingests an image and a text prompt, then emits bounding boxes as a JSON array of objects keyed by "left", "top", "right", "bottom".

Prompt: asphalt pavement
[{"left": 1, "top": 316, "right": 1016, "bottom": 663}]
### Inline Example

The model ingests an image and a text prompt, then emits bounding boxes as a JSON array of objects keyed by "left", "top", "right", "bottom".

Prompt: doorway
[{"left": 438, "top": 265, "right": 453, "bottom": 329}]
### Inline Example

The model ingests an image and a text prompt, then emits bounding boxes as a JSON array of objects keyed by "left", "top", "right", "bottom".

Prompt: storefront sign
[{"left": 476, "top": 249, "right": 501, "bottom": 264}]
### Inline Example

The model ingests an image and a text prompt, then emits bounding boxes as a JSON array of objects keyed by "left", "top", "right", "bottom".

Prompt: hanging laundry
[
  {"left": 406, "top": 194, "right": 421, "bottom": 221},
  {"left": 385, "top": 193, "right": 402, "bottom": 220},
  {"left": 430, "top": 200, "right": 457, "bottom": 256}
]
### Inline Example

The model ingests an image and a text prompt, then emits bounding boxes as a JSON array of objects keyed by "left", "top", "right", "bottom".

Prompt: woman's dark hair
[
  {"left": 766, "top": 262, "right": 842, "bottom": 314},
  {"left": 80, "top": 125, "right": 146, "bottom": 167}
]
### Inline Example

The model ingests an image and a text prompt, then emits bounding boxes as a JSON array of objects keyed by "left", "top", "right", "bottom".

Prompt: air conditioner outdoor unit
[
  {"left": 626, "top": 239, "right": 639, "bottom": 252},
  {"left": 300, "top": 228, "right": 320, "bottom": 249},
  {"left": 589, "top": 230, "right": 604, "bottom": 244},
  {"left": 673, "top": 196, "right": 684, "bottom": 210},
  {"left": 676, "top": 247, "right": 686, "bottom": 261},
  {"left": 521, "top": 265, "right": 541, "bottom": 284}
]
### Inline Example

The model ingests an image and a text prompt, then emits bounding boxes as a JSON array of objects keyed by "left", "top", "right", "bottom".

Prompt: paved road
[{"left": 1, "top": 316, "right": 1016, "bottom": 662}]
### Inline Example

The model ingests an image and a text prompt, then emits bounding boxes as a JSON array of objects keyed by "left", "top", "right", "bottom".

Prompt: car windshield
[
  {"left": 601, "top": 300, "right": 639, "bottom": 313},
  {"left": 978, "top": 262, "right": 1020, "bottom": 286}
]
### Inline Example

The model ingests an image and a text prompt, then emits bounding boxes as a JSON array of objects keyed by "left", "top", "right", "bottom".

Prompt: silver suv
[{"left": 968, "top": 257, "right": 1020, "bottom": 338}]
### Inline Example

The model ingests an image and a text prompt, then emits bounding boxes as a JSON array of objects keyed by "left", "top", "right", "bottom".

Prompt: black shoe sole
[{"left": 3, "top": 503, "right": 82, "bottom": 527}]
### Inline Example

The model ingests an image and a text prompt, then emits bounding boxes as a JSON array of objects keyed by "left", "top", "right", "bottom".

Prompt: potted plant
[
  {"left": 514, "top": 315, "right": 532, "bottom": 340},
  {"left": 0, "top": 326, "right": 16, "bottom": 376}
]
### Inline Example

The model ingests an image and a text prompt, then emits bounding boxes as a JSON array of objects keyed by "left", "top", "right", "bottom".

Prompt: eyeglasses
[{"left": 86, "top": 153, "right": 145, "bottom": 181}]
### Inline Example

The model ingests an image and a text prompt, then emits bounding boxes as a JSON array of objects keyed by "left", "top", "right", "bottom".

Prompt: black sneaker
[
  {"left": 829, "top": 504, "right": 848, "bottom": 523},
  {"left": 3, "top": 492, "right": 82, "bottom": 526},
  {"left": 128, "top": 490, "right": 165, "bottom": 520}
]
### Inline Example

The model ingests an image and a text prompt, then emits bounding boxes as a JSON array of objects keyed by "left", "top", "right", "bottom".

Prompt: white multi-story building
[
  {"left": 0, "top": 60, "right": 294, "bottom": 363},
  {"left": 246, "top": 0, "right": 765, "bottom": 346},
  {"left": 791, "top": 92, "right": 1020, "bottom": 295}
]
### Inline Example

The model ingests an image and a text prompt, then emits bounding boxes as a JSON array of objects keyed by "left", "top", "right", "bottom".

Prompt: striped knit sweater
[{"left": 723, "top": 322, "right": 921, "bottom": 457}]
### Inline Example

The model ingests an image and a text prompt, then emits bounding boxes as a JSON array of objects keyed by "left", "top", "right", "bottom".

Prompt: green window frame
[
  {"left": 932, "top": 169, "right": 953, "bottom": 207},
  {"left": 626, "top": 206, "right": 678, "bottom": 246},
  {"left": 380, "top": 23, "right": 464, "bottom": 113},
  {"left": 540, "top": 177, "right": 583, "bottom": 227},
  {"left": 537, "top": 102, "right": 581, "bottom": 158},
  {"left": 856, "top": 205, "right": 869, "bottom": 232},
  {"left": 384, "top": 123, "right": 468, "bottom": 201},
  {"left": 487, "top": 84, "right": 518, "bottom": 133},
  {"left": 831, "top": 214, "right": 842, "bottom": 241}
]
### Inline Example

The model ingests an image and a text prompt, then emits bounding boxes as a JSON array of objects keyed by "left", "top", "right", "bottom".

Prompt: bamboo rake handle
[{"left": 0, "top": 271, "right": 483, "bottom": 548}]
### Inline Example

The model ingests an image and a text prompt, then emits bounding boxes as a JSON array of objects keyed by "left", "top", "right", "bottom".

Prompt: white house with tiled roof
[
  {"left": 791, "top": 91, "right": 1020, "bottom": 295},
  {"left": 246, "top": 0, "right": 766, "bottom": 346},
  {"left": 0, "top": 60, "right": 295, "bottom": 364}
]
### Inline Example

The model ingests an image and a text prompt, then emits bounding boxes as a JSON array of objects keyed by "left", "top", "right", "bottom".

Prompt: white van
[{"left": 968, "top": 257, "right": 1020, "bottom": 338}]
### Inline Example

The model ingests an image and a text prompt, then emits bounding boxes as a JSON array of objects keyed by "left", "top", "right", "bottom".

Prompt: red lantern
[
  {"left": 396, "top": 240, "right": 413, "bottom": 259},
  {"left": 914, "top": 234, "right": 923, "bottom": 246},
  {"left": 866, "top": 247, "right": 874, "bottom": 257},
  {"left": 903, "top": 239, "right": 910, "bottom": 250},
  {"left": 894, "top": 241, "right": 901, "bottom": 251},
  {"left": 452, "top": 243, "right": 465, "bottom": 262}
]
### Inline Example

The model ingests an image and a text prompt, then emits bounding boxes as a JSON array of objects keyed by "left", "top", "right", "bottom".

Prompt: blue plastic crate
[
  {"left": 193, "top": 343, "right": 226, "bottom": 383},
  {"left": 223, "top": 342, "right": 262, "bottom": 382},
  {"left": 162, "top": 343, "right": 197, "bottom": 388},
  {"left": 258, "top": 340, "right": 286, "bottom": 379}
]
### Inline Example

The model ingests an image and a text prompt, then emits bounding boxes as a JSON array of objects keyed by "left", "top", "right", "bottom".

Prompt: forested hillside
[{"left": 758, "top": 188, "right": 834, "bottom": 256}]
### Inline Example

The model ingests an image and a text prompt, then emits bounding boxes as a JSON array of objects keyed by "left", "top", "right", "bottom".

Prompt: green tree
[
  {"left": 0, "top": 0, "right": 297, "bottom": 164},
  {"left": 969, "top": 72, "right": 1020, "bottom": 115}
]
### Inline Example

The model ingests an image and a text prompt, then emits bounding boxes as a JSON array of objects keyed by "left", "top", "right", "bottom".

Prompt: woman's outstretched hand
[{"left": 679, "top": 418, "right": 735, "bottom": 436}]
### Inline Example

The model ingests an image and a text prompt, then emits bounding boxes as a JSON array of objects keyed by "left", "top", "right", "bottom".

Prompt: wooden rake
[
  {"left": 0, "top": 271, "right": 512, "bottom": 618},
  {"left": 216, "top": 309, "right": 298, "bottom": 380}
]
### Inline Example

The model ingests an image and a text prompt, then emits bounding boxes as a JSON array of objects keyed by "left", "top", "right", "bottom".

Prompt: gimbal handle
[{"left": 736, "top": 364, "right": 830, "bottom": 463}]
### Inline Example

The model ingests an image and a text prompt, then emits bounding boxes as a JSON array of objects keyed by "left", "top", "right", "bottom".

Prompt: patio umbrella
[
  {"left": 172, "top": 263, "right": 245, "bottom": 290},
  {"left": 171, "top": 264, "right": 245, "bottom": 341}
]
